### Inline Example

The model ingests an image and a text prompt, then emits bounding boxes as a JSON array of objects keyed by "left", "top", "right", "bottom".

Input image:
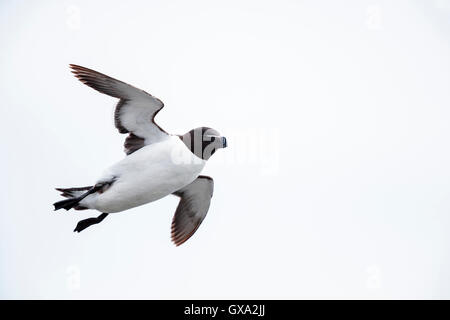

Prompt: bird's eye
[{"left": 204, "top": 135, "right": 218, "bottom": 141}]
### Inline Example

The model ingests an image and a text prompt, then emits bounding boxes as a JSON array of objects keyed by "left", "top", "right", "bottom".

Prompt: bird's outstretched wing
[
  {"left": 70, "top": 64, "right": 168, "bottom": 154},
  {"left": 171, "top": 176, "right": 214, "bottom": 246}
]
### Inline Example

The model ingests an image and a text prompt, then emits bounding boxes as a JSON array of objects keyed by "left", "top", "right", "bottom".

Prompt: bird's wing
[
  {"left": 70, "top": 64, "right": 168, "bottom": 154},
  {"left": 171, "top": 176, "right": 214, "bottom": 246}
]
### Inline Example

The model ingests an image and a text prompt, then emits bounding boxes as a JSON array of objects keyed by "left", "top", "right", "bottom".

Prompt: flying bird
[{"left": 53, "top": 65, "right": 227, "bottom": 246}]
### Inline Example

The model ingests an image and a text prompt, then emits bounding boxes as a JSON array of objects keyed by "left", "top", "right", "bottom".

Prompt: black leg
[{"left": 74, "top": 213, "right": 109, "bottom": 233}]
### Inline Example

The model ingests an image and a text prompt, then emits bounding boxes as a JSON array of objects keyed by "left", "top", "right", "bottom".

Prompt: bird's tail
[
  {"left": 53, "top": 186, "right": 92, "bottom": 211},
  {"left": 53, "top": 197, "right": 83, "bottom": 211}
]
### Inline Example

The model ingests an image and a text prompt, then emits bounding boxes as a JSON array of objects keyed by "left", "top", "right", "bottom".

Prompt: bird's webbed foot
[{"left": 74, "top": 213, "right": 109, "bottom": 233}]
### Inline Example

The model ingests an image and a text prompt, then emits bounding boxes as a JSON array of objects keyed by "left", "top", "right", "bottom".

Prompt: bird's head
[{"left": 180, "top": 127, "right": 227, "bottom": 160}]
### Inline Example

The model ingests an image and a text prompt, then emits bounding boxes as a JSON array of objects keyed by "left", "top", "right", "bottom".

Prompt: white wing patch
[{"left": 70, "top": 64, "right": 168, "bottom": 154}]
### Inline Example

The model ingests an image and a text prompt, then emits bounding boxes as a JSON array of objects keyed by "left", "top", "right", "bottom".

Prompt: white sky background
[{"left": 1, "top": 0, "right": 450, "bottom": 299}]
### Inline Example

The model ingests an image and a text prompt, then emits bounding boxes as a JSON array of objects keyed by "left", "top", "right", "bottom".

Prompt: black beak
[{"left": 222, "top": 136, "right": 227, "bottom": 148}]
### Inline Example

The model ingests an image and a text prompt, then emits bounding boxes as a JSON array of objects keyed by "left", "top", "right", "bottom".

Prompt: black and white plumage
[{"left": 53, "top": 65, "right": 227, "bottom": 246}]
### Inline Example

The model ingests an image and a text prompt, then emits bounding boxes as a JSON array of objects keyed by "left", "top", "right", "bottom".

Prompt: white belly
[{"left": 81, "top": 136, "right": 206, "bottom": 213}]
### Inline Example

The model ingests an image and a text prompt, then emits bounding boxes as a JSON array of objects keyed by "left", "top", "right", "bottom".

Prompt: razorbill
[{"left": 53, "top": 64, "right": 227, "bottom": 246}]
